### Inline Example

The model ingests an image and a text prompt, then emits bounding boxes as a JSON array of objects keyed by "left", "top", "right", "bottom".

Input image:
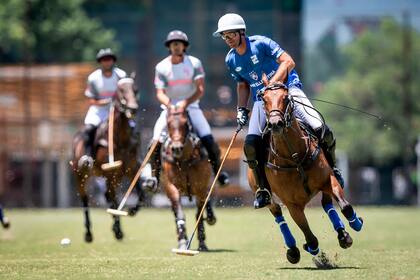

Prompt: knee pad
[{"left": 244, "top": 135, "right": 262, "bottom": 168}]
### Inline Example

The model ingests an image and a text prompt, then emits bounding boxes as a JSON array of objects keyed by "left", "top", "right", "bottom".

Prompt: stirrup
[
  {"left": 77, "top": 155, "right": 94, "bottom": 169},
  {"left": 217, "top": 171, "right": 230, "bottom": 187},
  {"left": 254, "top": 188, "right": 272, "bottom": 209},
  {"left": 142, "top": 176, "right": 159, "bottom": 193}
]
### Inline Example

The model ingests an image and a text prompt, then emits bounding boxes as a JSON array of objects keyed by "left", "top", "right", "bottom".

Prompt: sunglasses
[{"left": 221, "top": 31, "right": 238, "bottom": 40}]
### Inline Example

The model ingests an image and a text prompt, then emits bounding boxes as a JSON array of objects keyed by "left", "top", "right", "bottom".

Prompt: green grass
[{"left": 0, "top": 207, "right": 419, "bottom": 280}]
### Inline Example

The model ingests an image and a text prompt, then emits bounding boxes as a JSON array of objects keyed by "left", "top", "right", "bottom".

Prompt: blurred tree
[
  {"left": 317, "top": 18, "right": 420, "bottom": 168},
  {"left": 0, "top": 0, "right": 118, "bottom": 63}
]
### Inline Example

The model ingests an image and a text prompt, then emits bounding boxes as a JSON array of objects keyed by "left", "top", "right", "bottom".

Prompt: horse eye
[{"left": 121, "top": 99, "right": 127, "bottom": 105}]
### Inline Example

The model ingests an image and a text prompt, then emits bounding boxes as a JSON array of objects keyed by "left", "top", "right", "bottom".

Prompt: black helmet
[
  {"left": 96, "top": 48, "right": 117, "bottom": 62},
  {"left": 164, "top": 30, "right": 189, "bottom": 47}
]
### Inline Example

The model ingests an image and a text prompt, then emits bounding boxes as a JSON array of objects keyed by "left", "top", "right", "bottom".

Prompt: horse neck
[
  {"left": 270, "top": 118, "right": 308, "bottom": 160},
  {"left": 179, "top": 134, "right": 194, "bottom": 161},
  {"left": 113, "top": 110, "right": 131, "bottom": 145}
]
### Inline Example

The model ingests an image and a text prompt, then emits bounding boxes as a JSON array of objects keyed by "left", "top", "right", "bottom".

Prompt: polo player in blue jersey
[{"left": 214, "top": 13, "right": 344, "bottom": 209}]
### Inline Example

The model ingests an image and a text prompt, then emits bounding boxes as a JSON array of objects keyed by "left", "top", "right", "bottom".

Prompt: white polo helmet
[{"left": 213, "top": 13, "right": 246, "bottom": 37}]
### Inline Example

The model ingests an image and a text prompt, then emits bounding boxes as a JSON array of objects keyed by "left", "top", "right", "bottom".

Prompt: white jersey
[
  {"left": 154, "top": 55, "right": 205, "bottom": 105},
  {"left": 85, "top": 67, "right": 126, "bottom": 100}
]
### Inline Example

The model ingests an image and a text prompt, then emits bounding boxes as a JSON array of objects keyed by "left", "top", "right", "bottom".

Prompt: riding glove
[{"left": 237, "top": 107, "right": 250, "bottom": 127}]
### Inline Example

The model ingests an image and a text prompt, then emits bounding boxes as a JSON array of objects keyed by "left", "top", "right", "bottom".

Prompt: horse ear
[
  {"left": 262, "top": 73, "right": 269, "bottom": 87},
  {"left": 130, "top": 71, "right": 136, "bottom": 79}
]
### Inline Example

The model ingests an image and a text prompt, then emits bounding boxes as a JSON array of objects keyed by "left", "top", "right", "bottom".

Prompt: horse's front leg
[
  {"left": 205, "top": 198, "right": 216, "bottom": 226},
  {"left": 269, "top": 203, "right": 300, "bottom": 264},
  {"left": 321, "top": 192, "right": 353, "bottom": 249},
  {"left": 327, "top": 175, "right": 363, "bottom": 232},
  {"left": 105, "top": 172, "right": 124, "bottom": 241},
  {"left": 196, "top": 196, "right": 208, "bottom": 251},
  {"left": 287, "top": 204, "right": 320, "bottom": 257},
  {"left": 75, "top": 170, "right": 93, "bottom": 243},
  {"left": 164, "top": 181, "right": 188, "bottom": 249}
]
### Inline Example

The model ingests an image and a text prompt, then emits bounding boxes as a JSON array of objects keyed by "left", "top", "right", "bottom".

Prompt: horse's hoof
[
  {"left": 206, "top": 215, "right": 217, "bottom": 226},
  {"left": 338, "top": 229, "right": 353, "bottom": 249},
  {"left": 198, "top": 243, "right": 209, "bottom": 252},
  {"left": 85, "top": 232, "right": 93, "bottom": 243},
  {"left": 127, "top": 206, "right": 140, "bottom": 216},
  {"left": 1, "top": 217, "right": 10, "bottom": 229},
  {"left": 178, "top": 239, "right": 188, "bottom": 250},
  {"left": 286, "top": 246, "right": 300, "bottom": 264},
  {"left": 112, "top": 223, "right": 124, "bottom": 240},
  {"left": 114, "top": 230, "right": 124, "bottom": 240},
  {"left": 77, "top": 155, "right": 94, "bottom": 170},
  {"left": 303, "top": 244, "right": 320, "bottom": 256}
]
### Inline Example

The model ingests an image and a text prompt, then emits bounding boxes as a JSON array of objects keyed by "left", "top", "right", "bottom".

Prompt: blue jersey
[{"left": 225, "top": 35, "right": 302, "bottom": 101}]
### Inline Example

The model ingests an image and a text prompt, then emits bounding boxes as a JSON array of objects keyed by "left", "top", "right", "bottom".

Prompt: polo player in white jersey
[
  {"left": 146, "top": 30, "right": 229, "bottom": 189},
  {"left": 79, "top": 48, "right": 126, "bottom": 166}
]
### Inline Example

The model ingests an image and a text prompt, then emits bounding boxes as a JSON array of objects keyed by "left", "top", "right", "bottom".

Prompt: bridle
[
  {"left": 258, "top": 82, "right": 295, "bottom": 134},
  {"left": 260, "top": 82, "right": 320, "bottom": 196},
  {"left": 115, "top": 78, "right": 137, "bottom": 119}
]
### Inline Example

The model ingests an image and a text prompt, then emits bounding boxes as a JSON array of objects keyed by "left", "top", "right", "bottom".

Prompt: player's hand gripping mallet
[{"left": 101, "top": 103, "right": 123, "bottom": 171}]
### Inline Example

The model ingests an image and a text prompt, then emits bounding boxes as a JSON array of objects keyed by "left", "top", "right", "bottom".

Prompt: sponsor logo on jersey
[
  {"left": 251, "top": 55, "right": 259, "bottom": 65},
  {"left": 249, "top": 71, "right": 258, "bottom": 81},
  {"left": 235, "top": 66, "right": 242, "bottom": 72}
]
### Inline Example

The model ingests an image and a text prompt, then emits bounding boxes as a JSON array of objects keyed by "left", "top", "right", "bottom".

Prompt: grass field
[{"left": 0, "top": 207, "right": 419, "bottom": 280}]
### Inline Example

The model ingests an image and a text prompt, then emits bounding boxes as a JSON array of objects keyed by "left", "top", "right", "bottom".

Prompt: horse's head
[
  {"left": 167, "top": 106, "right": 189, "bottom": 159},
  {"left": 259, "top": 81, "right": 293, "bottom": 135},
  {"left": 116, "top": 75, "right": 139, "bottom": 119}
]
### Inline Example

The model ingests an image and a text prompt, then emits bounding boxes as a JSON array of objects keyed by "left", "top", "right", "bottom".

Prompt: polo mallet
[
  {"left": 107, "top": 139, "right": 160, "bottom": 216},
  {"left": 101, "top": 103, "right": 123, "bottom": 171},
  {"left": 172, "top": 125, "right": 242, "bottom": 256}
]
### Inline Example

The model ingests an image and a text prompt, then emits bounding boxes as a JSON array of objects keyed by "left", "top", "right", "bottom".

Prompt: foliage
[
  {"left": 316, "top": 19, "right": 420, "bottom": 165},
  {"left": 0, "top": 0, "right": 118, "bottom": 63}
]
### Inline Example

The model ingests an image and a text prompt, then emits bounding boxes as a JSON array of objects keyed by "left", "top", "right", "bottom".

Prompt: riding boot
[
  {"left": 78, "top": 124, "right": 97, "bottom": 169},
  {"left": 244, "top": 135, "right": 272, "bottom": 209},
  {"left": 315, "top": 126, "right": 345, "bottom": 188},
  {"left": 200, "top": 135, "right": 230, "bottom": 186}
]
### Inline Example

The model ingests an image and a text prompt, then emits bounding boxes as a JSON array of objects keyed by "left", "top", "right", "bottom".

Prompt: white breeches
[
  {"left": 84, "top": 104, "right": 111, "bottom": 127},
  {"left": 152, "top": 105, "right": 212, "bottom": 142}
]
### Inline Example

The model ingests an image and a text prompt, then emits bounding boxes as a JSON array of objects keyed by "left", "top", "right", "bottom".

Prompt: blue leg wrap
[
  {"left": 275, "top": 216, "right": 296, "bottom": 248},
  {"left": 348, "top": 212, "right": 363, "bottom": 232},
  {"left": 323, "top": 202, "right": 345, "bottom": 231}
]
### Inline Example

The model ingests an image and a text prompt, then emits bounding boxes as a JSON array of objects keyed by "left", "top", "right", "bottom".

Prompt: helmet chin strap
[{"left": 237, "top": 30, "right": 245, "bottom": 48}]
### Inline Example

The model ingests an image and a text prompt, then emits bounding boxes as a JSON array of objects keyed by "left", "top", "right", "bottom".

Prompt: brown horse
[
  {"left": 71, "top": 77, "right": 143, "bottom": 242},
  {"left": 249, "top": 82, "right": 363, "bottom": 266},
  {"left": 161, "top": 106, "right": 216, "bottom": 251}
]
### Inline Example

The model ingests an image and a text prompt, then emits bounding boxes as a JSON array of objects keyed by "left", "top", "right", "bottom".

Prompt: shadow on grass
[
  {"left": 278, "top": 266, "right": 363, "bottom": 271},
  {"left": 201, "top": 248, "right": 238, "bottom": 253}
]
